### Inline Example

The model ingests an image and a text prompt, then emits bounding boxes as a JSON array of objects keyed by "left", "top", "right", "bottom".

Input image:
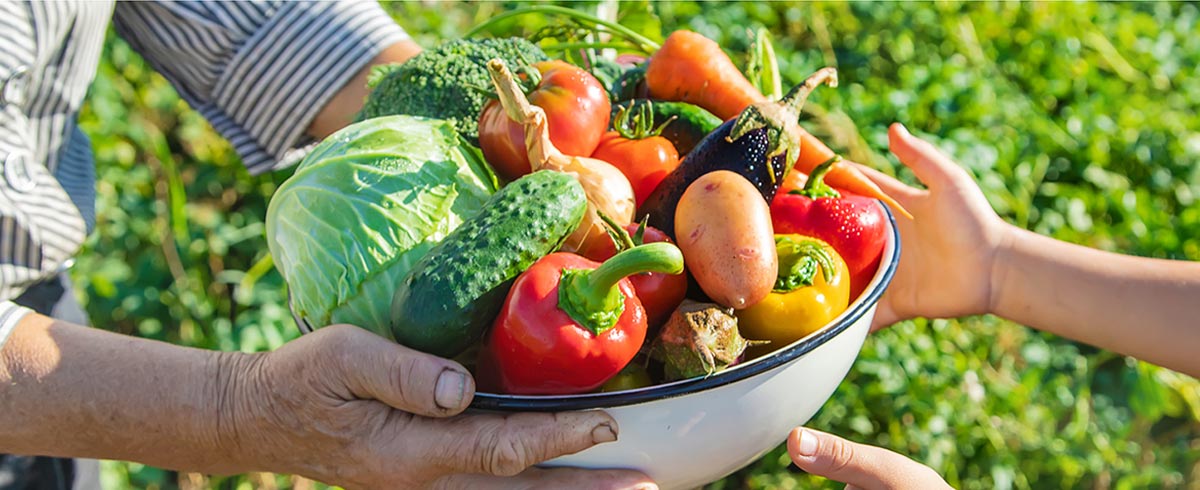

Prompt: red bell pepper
[
  {"left": 578, "top": 218, "right": 688, "bottom": 335},
  {"left": 770, "top": 157, "right": 887, "bottom": 300},
  {"left": 479, "top": 242, "right": 684, "bottom": 395}
]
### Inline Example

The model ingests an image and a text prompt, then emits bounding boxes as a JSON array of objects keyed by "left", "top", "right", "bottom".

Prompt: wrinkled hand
[
  {"left": 854, "top": 123, "right": 1011, "bottom": 330},
  {"left": 223, "top": 325, "right": 655, "bottom": 490},
  {"left": 788, "top": 427, "right": 951, "bottom": 490}
]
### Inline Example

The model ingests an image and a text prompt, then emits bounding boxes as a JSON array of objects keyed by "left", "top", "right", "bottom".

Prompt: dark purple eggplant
[{"left": 638, "top": 67, "right": 839, "bottom": 239}]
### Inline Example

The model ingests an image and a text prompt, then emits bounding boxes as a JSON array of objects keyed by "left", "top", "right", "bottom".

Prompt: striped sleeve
[
  {"left": 0, "top": 1, "right": 90, "bottom": 305},
  {"left": 111, "top": 1, "right": 410, "bottom": 175},
  {"left": 0, "top": 300, "right": 32, "bottom": 349}
]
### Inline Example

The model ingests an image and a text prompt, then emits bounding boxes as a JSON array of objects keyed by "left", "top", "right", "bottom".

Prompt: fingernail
[
  {"left": 434, "top": 369, "right": 466, "bottom": 410},
  {"left": 592, "top": 423, "right": 617, "bottom": 444},
  {"left": 631, "top": 484, "right": 658, "bottom": 490},
  {"left": 796, "top": 428, "right": 818, "bottom": 457}
]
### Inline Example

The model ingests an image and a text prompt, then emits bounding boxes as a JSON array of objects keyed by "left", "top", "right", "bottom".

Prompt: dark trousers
[{"left": 0, "top": 275, "right": 101, "bottom": 490}]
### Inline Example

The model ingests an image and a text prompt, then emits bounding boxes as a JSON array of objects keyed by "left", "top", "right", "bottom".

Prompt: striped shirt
[{"left": 0, "top": 1, "right": 409, "bottom": 346}]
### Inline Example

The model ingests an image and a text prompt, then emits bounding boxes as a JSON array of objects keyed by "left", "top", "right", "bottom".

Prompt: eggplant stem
[
  {"left": 726, "top": 67, "right": 840, "bottom": 185},
  {"left": 781, "top": 67, "right": 839, "bottom": 113}
]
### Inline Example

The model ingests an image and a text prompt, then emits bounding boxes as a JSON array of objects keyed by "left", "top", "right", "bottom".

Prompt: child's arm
[
  {"left": 991, "top": 222, "right": 1200, "bottom": 377},
  {"left": 785, "top": 122, "right": 1200, "bottom": 490},
  {"left": 865, "top": 123, "right": 1200, "bottom": 377}
]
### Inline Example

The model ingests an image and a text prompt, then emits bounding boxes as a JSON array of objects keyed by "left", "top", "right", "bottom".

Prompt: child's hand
[
  {"left": 788, "top": 427, "right": 951, "bottom": 489},
  {"left": 858, "top": 123, "right": 1200, "bottom": 376},
  {"left": 856, "top": 123, "right": 1011, "bottom": 330}
]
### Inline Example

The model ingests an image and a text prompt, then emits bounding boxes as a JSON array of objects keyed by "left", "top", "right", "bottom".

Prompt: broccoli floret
[{"left": 358, "top": 38, "right": 550, "bottom": 143}]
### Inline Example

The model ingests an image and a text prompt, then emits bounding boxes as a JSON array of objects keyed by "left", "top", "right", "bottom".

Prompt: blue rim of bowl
[{"left": 470, "top": 203, "right": 901, "bottom": 412}]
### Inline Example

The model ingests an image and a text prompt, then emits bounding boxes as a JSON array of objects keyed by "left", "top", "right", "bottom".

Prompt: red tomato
[
  {"left": 479, "top": 60, "right": 612, "bottom": 181},
  {"left": 580, "top": 223, "right": 687, "bottom": 333},
  {"left": 591, "top": 131, "right": 680, "bottom": 207}
]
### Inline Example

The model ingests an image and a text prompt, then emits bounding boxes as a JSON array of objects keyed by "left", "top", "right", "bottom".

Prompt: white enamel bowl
[{"left": 471, "top": 204, "right": 901, "bottom": 490}]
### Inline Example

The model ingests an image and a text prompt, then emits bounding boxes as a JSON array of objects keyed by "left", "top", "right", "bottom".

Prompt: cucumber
[
  {"left": 612, "top": 99, "right": 723, "bottom": 155},
  {"left": 390, "top": 170, "right": 587, "bottom": 358}
]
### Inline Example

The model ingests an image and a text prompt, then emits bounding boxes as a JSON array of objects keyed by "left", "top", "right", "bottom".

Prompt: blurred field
[{"left": 74, "top": 2, "right": 1198, "bottom": 489}]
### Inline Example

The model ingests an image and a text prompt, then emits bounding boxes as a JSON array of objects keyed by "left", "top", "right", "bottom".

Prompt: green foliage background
[{"left": 73, "top": 2, "right": 1198, "bottom": 489}]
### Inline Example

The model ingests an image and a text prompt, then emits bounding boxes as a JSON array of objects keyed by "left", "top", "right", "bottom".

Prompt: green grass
[{"left": 76, "top": 2, "right": 1198, "bottom": 489}]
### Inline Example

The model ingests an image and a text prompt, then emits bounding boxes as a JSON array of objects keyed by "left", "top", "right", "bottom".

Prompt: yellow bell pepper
[{"left": 736, "top": 234, "right": 850, "bottom": 359}]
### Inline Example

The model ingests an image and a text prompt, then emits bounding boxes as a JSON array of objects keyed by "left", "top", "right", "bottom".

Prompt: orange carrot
[
  {"left": 644, "top": 30, "right": 765, "bottom": 121},
  {"left": 793, "top": 129, "right": 913, "bottom": 219},
  {"left": 645, "top": 29, "right": 911, "bottom": 218}
]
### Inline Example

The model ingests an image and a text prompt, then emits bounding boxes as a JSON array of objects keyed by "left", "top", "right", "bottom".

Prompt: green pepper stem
[
  {"left": 793, "top": 156, "right": 842, "bottom": 199},
  {"left": 465, "top": 5, "right": 661, "bottom": 54},
  {"left": 774, "top": 236, "right": 838, "bottom": 293},
  {"left": 559, "top": 242, "right": 684, "bottom": 335},
  {"left": 590, "top": 242, "right": 683, "bottom": 290}
]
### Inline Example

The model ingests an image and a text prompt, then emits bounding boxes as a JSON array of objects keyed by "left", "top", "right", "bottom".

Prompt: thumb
[
  {"left": 323, "top": 325, "right": 475, "bottom": 417},
  {"left": 788, "top": 427, "right": 950, "bottom": 490}
]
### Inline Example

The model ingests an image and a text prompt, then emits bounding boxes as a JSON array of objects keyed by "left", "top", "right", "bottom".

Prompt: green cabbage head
[{"left": 266, "top": 115, "right": 498, "bottom": 338}]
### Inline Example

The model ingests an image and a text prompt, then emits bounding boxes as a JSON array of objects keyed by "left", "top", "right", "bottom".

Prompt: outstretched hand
[{"left": 855, "top": 123, "right": 1010, "bottom": 330}]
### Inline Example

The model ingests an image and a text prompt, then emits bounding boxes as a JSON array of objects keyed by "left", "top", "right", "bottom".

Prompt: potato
[{"left": 674, "top": 171, "right": 777, "bottom": 309}]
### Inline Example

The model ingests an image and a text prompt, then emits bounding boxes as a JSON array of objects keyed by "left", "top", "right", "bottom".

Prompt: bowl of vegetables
[
  {"left": 469, "top": 202, "right": 898, "bottom": 489},
  {"left": 267, "top": 11, "right": 907, "bottom": 490}
]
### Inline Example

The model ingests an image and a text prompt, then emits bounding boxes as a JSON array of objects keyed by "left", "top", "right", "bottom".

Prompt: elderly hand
[
  {"left": 227, "top": 325, "right": 655, "bottom": 489},
  {"left": 787, "top": 427, "right": 950, "bottom": 489}
]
